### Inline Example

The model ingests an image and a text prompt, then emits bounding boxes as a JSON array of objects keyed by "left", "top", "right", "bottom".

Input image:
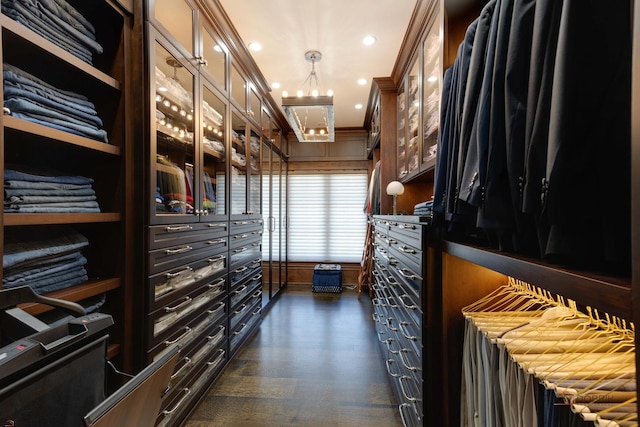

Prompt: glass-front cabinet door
[
  {"left": 231, "top": 111, "right": 248, "bottom": 216},
  {"left": 202, "top": 82, "right": 226, "bottom": 217},
  {"left": 406, "top": 58, "right": 420, "bottom": 176},
  {"left": 153, "top": 39, "right": 198, "bottom": 222},
  {"left": 397, "top": 80, "right": 407, "bottom": 180},
  {"left": 153, "top": 0, "right": 195, "bottom": 57},
  {"left": 249, "top": 127, "right": 262, "bottom": 216},
  {"left": 421, "top": 4, "right": 442, "bottom": 169},
  {"left": 201, "top": 23, "right": 227, "bottom": 93}
]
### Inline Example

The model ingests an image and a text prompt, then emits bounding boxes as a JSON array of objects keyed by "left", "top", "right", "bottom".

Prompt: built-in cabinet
[
  {"left": 142, "top": 0, "right": 288, "bottom": 424},
  {"left": 0, "top": 0, "right": 133, "bottom": 367},
  {"left": 366, "top": 0, "right": 640, "bottom": 426}
]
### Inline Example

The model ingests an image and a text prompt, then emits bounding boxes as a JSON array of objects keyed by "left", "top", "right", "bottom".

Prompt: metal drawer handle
[
  {"left": 385, "top": 338, "right": 400, "bottom": 355},
  {"left": 171, "top": 357, "right": 192, "bottom": 380},
  {"left": 207, "top": 349, "right": 225, "bottom": 366},
  {"left": 165, "top": 296, "right": 192, "bottom": 312},
  {"left": 399, "top": 294, "right": 419, "bottom": 310},
  {"left": 233, "top": 285, "right": 248, "bottom": 295},
  {"left": 398, "top": 224, "right": 417, "bottom": 230},
  {"left": 207, "top": 223, "right": 226, "bottom": 228},
  {"left": 399, "top": 375, "right": 420, "bottom": 402},
  {"left": 399, "top": 321, "right": 418, "bottom": 341},
  {"left": 234, "top": 234, "right": 249, "bottom": 239},
  {"left": 234, "top": 304, "right": 248, "bottom": 315},
  {"left": 207, "top": 326, "right": 225, "bottom": 343},
  {"left": 207, "top": 302, "right": 225, "bottom": 315},
  {"left": 165, "top": 266, "right": 193, "bottom": 278},
  {"left": 397, "top": 268, "right": 420, "bottom": 280},
  {"left": 399, "top": 403, "right": 415, "bottom": 427},
  {"left": 208, "top": 277, "right": 225, "bottom": 288},
  {"left": 233, "top": 221, "right": 249, "bottom": 225},
  {"left": 165, "top": 245, "right": 192, "bottom": 255},
  {"left": 165, "top": 225, "right": 192, "bottom": 232},
  {"left": 385, "top": 358, "right": 401, "bottom": 377},
  {"left": 251, "top": 274, "right": 263, "bottom": 281},
  {"left": 252, "top": 242, "right": 260, "bottom": 247},
  {"left": 164, "top": 326, "right": 191, "bottom": 345},
  {"left": 252, "top": 290, "right": 262, "bottom": 299},
  {"left": 233, "top": 323, "right": 247, "bottom": 335},
  {"left": 233, "top": 247, "right": 248, "bottom": 253},
  {"left": 252, "top": 306, "right": 261, "bottom": 316},
  {"left": 399, "top": 348, "right": 420, "bottom": 372},
  {"left": 162, "top": 388, "right": 191, "bottom": 415},
  {"left": 399, "top": 245, "right": 416, "bottom": 254},
  {"left": 233, "top": 266, "right": 248, "bottom": 274},
  {"left": 389, "top": 258, "right": 398, "bottom": 266},
  {"left": 208, "top": 238, "right": 226, "bottom": 245},
  {"left": 207, "top": 255, "right": 225, "bottom": 263}
]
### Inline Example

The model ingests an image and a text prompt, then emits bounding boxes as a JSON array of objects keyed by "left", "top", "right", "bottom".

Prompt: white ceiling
[{"left": 217, "top": 0, "right": 418, "bottom": 129}]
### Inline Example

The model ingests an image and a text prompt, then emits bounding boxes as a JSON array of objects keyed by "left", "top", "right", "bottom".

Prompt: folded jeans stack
[
  {"left": 413, "top": 200, "right": 434, "bottom": 216},
  {"left": 1, "top": 0, "right": 103, "bottom": 64},
  {"left": 3, "top": 226, "right": 89, "bottom": 294},
  {"left": 3, "top": 63, "right": 108, "bottom": 142},
  {"left": 4, "top": 168, "right": 101, "bottom": 213}
]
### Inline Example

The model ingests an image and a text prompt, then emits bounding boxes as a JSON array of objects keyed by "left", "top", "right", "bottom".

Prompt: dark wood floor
[{"left": 184, "top": 286, "right": 404, "bottom": 427}]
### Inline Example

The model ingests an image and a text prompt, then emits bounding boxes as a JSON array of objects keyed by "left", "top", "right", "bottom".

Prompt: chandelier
[{"left": 282, "top": 50, "right": 335, "bottom": 142}]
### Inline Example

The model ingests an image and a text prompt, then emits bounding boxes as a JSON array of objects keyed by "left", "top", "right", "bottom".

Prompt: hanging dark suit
[
  {"left": 503, "top": 0, "right": 537, "bottom": 255},
  {"left": 459, "top": 0, "right": 502, "bottom": 209},
  {"left": 476, "top": 0, "right": 515, "bottom": 251},
  {"left": 448, "top": 0, "right": 498, "bottom": 235},
  {"left": 433, "top": 65, "right": 453, "bottom": 219},
  {"left": 543, "top": 0, "right": 631, "bottom": 273},
  {"left": 522, "top": 0, "right": 564, "bottom": 254}
]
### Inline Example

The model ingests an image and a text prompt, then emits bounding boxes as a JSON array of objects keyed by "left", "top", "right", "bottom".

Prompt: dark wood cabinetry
[
  {"left": 366, "top": 0, "right": 640, "bottom": 426},
  {"left": 0, "top": 0, "right": 134, "bottom": 363}
]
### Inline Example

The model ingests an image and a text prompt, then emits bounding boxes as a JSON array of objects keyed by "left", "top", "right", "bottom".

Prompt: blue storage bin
[{"left": 312, "top": 264, "right": 342, "bottom": 293}]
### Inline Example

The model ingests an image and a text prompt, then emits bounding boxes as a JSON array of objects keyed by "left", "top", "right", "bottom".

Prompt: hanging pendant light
[{"left": 282, "top": 50, "right": 335, "bottom": 142}]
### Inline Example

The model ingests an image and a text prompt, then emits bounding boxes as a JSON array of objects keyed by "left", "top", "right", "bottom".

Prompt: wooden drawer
[
  {"left": 230, "top": 218, "right": 263, "bottom": 234},
  {"left": 148, "top": 280, "right": 226, "bottom": 347},
  {"left": 229, "top": 229, "right": 263, "bottom": 249},
  {"left": 149, "top": 222, "right": 228, "bottom": 250},
  {"left": 148, "top": 237, "right": 227, "bottom": 275},
  {"left": 230, "top": 279, "right": 261, "bottom": 312},
  {"left": 230, "top": 242, "right": 261, "bottom": 268},
  {"left": 149, "top": 254, "right": 226, "bottom": 310},
  {"left": 388, "top": 220, "right": 422, "bottom": 250}
]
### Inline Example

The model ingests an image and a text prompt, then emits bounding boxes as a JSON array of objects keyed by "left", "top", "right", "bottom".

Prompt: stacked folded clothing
[
  {"left": 3, "top": 226, "right": 89, "bottom": 294},
  {"left": 4, "top": 168, "right": 100, "bottom": 213},
  {"left": 3, "top": 64, "right": 108, "bottom": 142},
  {"left": 1, "top": 0, "right": 103, "bottom": 64},
  {"left": 413, "top": 200, "right": 434, "bottom": 217}
]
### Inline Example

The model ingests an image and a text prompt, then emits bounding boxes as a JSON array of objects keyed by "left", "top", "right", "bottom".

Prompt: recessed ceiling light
[
  {"left": 248, "top": 41, "right": 262, "bottom": 52},
  {"left": 358, "top": 78, "right": 368, "bottom": 86},
  {"left": 327, "top": 89, "right": 334, "bottom": 97},
  {"left": 355, "top": 104, "right": 363, "bottom": 110},
  {"left": 272, "top": 82, "right": 281, "bottom": 89},
  {"left": 362, "top": 35, "right": 376, "bottom": 46},
  {"left": 213, "top": 45, "right": 223, "bottom": 53}
]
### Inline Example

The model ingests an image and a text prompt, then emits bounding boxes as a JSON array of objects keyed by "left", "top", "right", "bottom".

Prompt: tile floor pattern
[{"left": 184, "top": 286, "right": 404, "bottom": 427}]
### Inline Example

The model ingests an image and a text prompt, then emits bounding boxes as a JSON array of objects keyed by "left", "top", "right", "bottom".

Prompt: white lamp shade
[{"left": 386, "top": 181, "right": 405, "bottom": 196}]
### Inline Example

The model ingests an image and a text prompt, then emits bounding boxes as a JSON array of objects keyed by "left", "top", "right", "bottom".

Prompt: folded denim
[
  {"left": 7, "top": 194, "right": 96, "bottom": 204},
  {"left": 3, "top": 226, "right": 88, "bottom": 269},
  {"left": 4, "top": 0, "right": 102, "bottom": 54},
  {"left": 4, "top": 77, "right": 97, "bottom": 115},
  {"left": 8, "top": 264, "right": 87, "bottom": 290},
  {"left": 4, "top": 64, "right": 92, "bottom": 107},
  {"left": 10, "top": 111, "right": 108, "bottom": 142},
  {"left": 5, "top": 98, "right": 102, "bottom": 134},
  {"left": 33, "top": 273, "right": 88, "bottom": 294},
  {"left": 5, "top": 186, "right": 95, "bottom": 197},
  {"left": 4, "top": 253, "right": 87, "bottom": 285},
  {"left": 4, "top": 251, "right": 83, "bottom": 280},
  {"left": 5, "top": 169, "right": 93, "bottom": 185},
  {"left": 6, "top": 200, "right": 99, "bottom": 209},
  {"left": 1, "top": 3, "right": 93, "bottom": 63},
  {"left": 4, "top": 205, "right": 101, "bottom": 213},
  {"left": 4, "top": 86, "right": 102, "bottom": 128}
]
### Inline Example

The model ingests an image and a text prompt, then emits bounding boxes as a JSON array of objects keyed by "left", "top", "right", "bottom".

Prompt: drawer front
[
  {"left": 230, "top": 258, "right": 261, "bottom": 285},
  {"left": 149, "top": 301, "right": 226, "bottom": 363},
  {"left": 230, "top": 242, "right": 261, "bottom": 268},
  {"left": 229, "top": 229, "right": 263, "bottom": 249},
  {"left": 149, "top": 254, "right": 226, "bottom": 310},
  {"left": 388, "top": 239, "right": 422, "bottom": 274},
  {"left": 149, "top": 222, "right": 228, "bottom": 250},
  {"left": 230, "top": 276, "right": 262, "bottom": 310},
  {"left": 229, "top": 301, "right": 261, "bottom": 353},
  {"left": 388, "top": 220, "right": 422, "bottom": 249},
  {"left": 229, "top": 291, "right": 261, "bottom": 330},
  {"left": 230, "top": 219, "right": 263, "bottom": 234},
  {"left": 148, "top": 237, "right": 227, "bottom": 275},
  {"left": 149, "top": 280, "right": 226, "bottom": 347}
]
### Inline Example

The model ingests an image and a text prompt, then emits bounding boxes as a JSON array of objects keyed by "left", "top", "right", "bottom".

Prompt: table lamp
[{"left": 386, "top": 180, "right": 404, "bottom": 215}]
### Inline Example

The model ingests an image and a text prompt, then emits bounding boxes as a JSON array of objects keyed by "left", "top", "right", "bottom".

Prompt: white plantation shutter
[{"left": 288, "top": 172, "right": 368, "bottom": 262}]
